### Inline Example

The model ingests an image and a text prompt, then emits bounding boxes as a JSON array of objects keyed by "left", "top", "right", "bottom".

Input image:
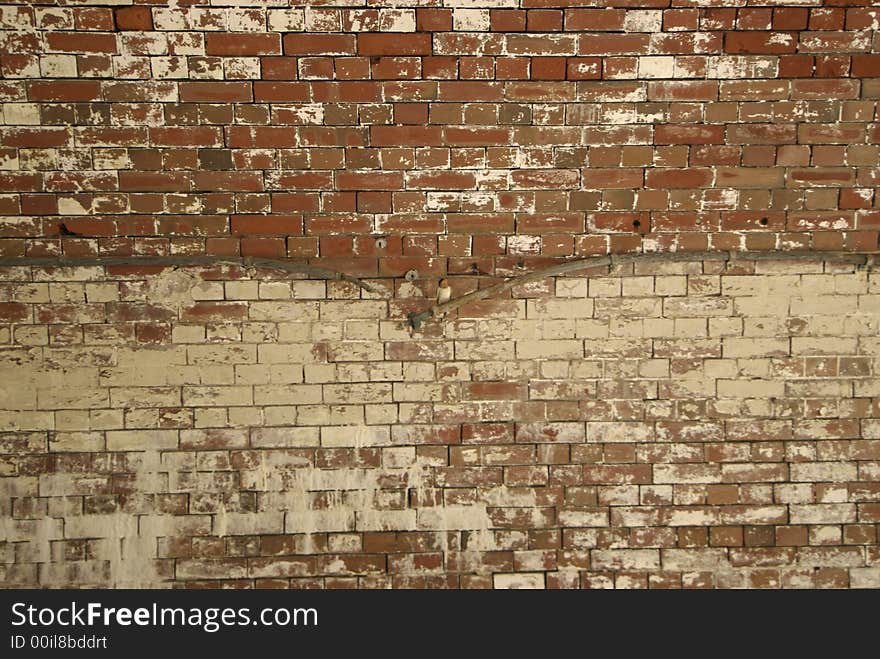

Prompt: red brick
[
  {"left": 393, "top": 103, "right": 429, "bottom": 125},
  {"left": 799, "top": 124, "right": 864, "bottom": 144},
  {"left": 312, "top": 81, "right": 381, "bottom": 103},
  {"left": 371, "top": 57, "right": 421, "bottom": 80},
  {"left": 179, "top": 82, "right": 252, "bottom": 102},
  {"left": 438, "top": 81, "right": 503, "bottom": 101},
  {"left": 240, "top": 237, "right": 286, "bottom": 257},
  {"left": 582, "top": 169, "right": 643, "bottom": 190},
  {"left": 252, "top": 82, "right": 310, "bottom": 102},
  {"left": 725, "top": 31, "right": 798, "bottom": 54},
  {"left": 727, "top": 124, "right": 797, "bottom": 144},
  {"left": 814, "top": 55, "right": 849, "bottom": 78},
  {"left": 528, "top": 10, "right": 563, "bottom": 32},
  {"left": 76, "top": 8, "right": 114, "bottom": 31},
  {"left": 1, "top": 55, "right": 37, "bottom": 79},
  {"left": 531, "top": 57, "right": 567, "bottom": 80},
  {"left": 370, "top": 126, "right": 443, "bottom": 147},
  {"left": 519, "top": 213, "right": 584, "bottom": 233},
  {"left": 231, "top": 215, "right": 302, "bottom": 236},
  {"left": 444, "top": 127, "right": 509, "bottom": 146},
  {"left": 114, "top": 7, "right": 153, "bottom": 31},
  {"left": 46, "top": 32, "right": 117, "bottom": 54},
  {"left": 773, "top": 8, "right": 809, "bottom": 30},
  {"left": 260, "top": 57, "right": 297, "bottom": 80},
  {"left": 663, "top": 9, "right": 699, "bottom": 32},
  {"left": 272, "top": 172, "right": 333, "bottom": 190},
  {"left": 721, "top": 212, "right": 786, "bottom": 231},
  {"left": 512, "top": 170, "right": 580, "bottom": 189},
  {"left": 226, "top": 126, "right": 297, "bottom": 148},
  {"left": 792, "top": 79, "right": 859, "bottom": 99},
  {"left": 579, "top": 34, "right": 649, "bottom": 55},
  {"left": 800, "top": 31, "right": 872, "bottom": 54},
  {"left": 841, "top": 189, "right": 874, "bottom": 209},
  {"left": 738, "top": 9, "right": 772, "bottom": 31},
  {"left": 269, "top": 192, "right": 319, "bottom": 213},
  {"left": 149, "top": 127, "right": 222, "bottom": 147},
  {"left": 206, "top": 33, "right": 281, "bottom": 56},
  {"left": 407, "top": 171, "right": 476, "bottom": 190},
  {"left": 75, "top": 127, "right": 147, "bottom": 147},
  {"left": 564, "top": 9, "right": 625, "bottom": 31},
  {"left": 583, "top": 465, "right": 652, "bottom": 485},
  {"left": 463, "top": 382, "right": 528, "bottom": 401},
  {"left": 655, "top": 125, "right": 725, "bottom": 145},
  {"left": 506, "top": 81, "right": 575, "bottom": 101},
  {"left": 336, "top": 172, "right": 403, "bottom": 191},
  {"left": 283, "top": 34, "right": 356, "bottom": 56},
  {"left": 156, "top": 216, "right": 227, "bottom": 236},
  {"left": 27, "top": 81, "right": 101, "bottom": 102},
  {"left": 852, "top": 55, "right": 880, "bottom": 77},
  {"left": 566, "top": 58, "right": 601, "bottom": 80},
  {"left": 118, "top": 172, "right": 192, "bottom": 192},
  {"left": 0, "top": 128, "right": 70, "bottom": 148},
  {"left": 356, "top": 192, "right": 392, "bottom": 213},
  {"left": 192, "top": 172, "right": 261, "bottom": 192},
  {"left": 648, "top": 81, "right": 717, "bottom": 101},
  {"left": 358, "top": 34, "right": 432, "bottom": 56},
  {"left": 646, "top": 169, "right": 713, "bottom": 189},
  {"left": 779, "top": 55, "right": 815, "bottom": 78},
  {"left": 102, "top": 81, "right": 176, "bottom": 102},
  {"left": 844, "top": 9, "right": 877, "bottom": 30},
  {"left": 0, "top": 302, "right": 28, "bottom": 322},
  {"left": 495, "top": 57, "right": 529, "bottom": 80},
  {"left": 508, "top": 34, "right": 578, "bottom": 56},
  {"left": 417, "top": 9, "right": 452, "bottom": 32},
  {"left": 447, "top": 213, "right": 514, "bottom": 234},
  {"left": 304, "top": 127, "right": 369, "bottom": 149},
  {"left": 721, "top": 79, "right": 790, "bottom": 101},
  {"left": 653, "top": 33, "right": 723, "bottom": 55},
  {"left": 492, "top": 10, "right": 527, "bottom": 32}
]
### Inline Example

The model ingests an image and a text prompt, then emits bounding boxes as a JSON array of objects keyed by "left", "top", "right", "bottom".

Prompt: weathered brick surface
[
  {"left": 0, "top": 1, "right": 877, "bottom": 262},
  {"left": 1, "top": 1, "right": 879, "bottom": 589},
  {"left": 0, "top": 255, "right": 877, "bottom": 589}
]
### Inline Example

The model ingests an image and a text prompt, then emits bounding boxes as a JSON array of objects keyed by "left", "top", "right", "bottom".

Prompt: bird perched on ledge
[{"left": 436, "top": 278, "right": 452, "bottom": 305}]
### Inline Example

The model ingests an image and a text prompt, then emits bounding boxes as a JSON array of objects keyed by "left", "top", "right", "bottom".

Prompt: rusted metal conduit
[
  {"left": 407, "top": 250, "right": 876, "bottom": 330},
  {"left": 0, "top": 251, "right": 874, "bottom": 331}
]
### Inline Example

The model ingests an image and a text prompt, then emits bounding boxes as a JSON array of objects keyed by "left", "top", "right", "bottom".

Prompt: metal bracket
[{"left": 407, "top": 310, "right": 431, "bottom": 332}]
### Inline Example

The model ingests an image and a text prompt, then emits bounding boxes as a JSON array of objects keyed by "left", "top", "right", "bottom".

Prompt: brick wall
[
  {"left": 1, "top": 1, "right": 879, "bottom": 261},
  {"left": 2, "top": 254, "right": 879, "bottom": 588},
  {"left": 1, "top": 1, "right": 879, "bottom": 588}
]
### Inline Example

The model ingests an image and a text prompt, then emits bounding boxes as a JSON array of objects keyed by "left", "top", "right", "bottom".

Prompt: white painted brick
[
  {"left": 493, "top": 573, "right": 545, "bottom": 589},
  {"left": 379, "top": 9, "right": 416, "bottom": 32},
  {"left": 453, "top": 9, "right": 490, "bottom": 31}
]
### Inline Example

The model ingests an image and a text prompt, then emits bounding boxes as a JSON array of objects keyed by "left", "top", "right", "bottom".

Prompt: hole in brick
[
  {"left": 632, "top": 220, "right": 641, "bottom": 229},
  {"left": 760, "top": 217, "right": 769, "bottom": 226}
]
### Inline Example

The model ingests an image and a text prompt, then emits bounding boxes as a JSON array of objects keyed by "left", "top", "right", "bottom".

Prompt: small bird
[{"left": 436, "top": 278, "right": 452, "bottom": 305}]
